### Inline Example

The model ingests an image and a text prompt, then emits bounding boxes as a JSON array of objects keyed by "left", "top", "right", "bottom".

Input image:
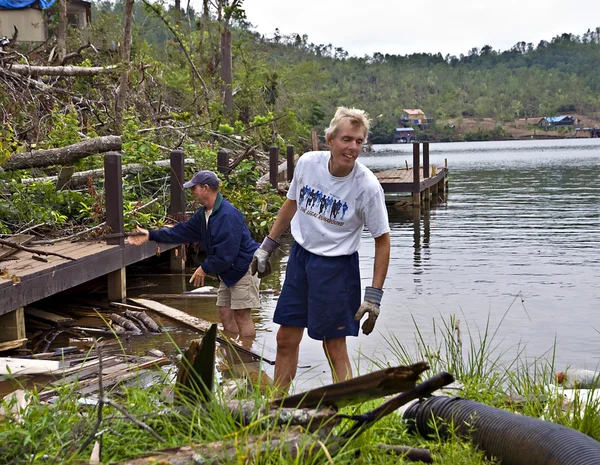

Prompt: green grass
[{"left": 1, "top": 313, "right": 599, "bottom": 464}]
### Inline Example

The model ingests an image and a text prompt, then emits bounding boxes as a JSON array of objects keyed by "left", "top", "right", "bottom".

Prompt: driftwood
[
  {"left": 0, "top": 238, "right": 76, "bottom": 261},
  {"left": 2, "top": 135, "right": 121, "bottom": 170},
  {"left": 124, "top": 310, "right": 161, "bottom": 333},
  {"left": 21, "top": 158, "right": 196, "bottom": 188},
  {"left": 272, "top": 362, "right": 430, "bottom": 409},
  {"left": 110, "top": 313, "right": 142, "bottom": 334},
  {"left": 5, "top": 63, "right": 118, "bottom": 76}
]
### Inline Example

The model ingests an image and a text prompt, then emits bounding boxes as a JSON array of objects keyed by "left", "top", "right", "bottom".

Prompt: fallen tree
[
  {"left": 2, "top": 136, "right": 122, "bottom": 170},
  {"left": 20, "top": 158, "right": 196, "bottom": 188},
  {"left": 4, "top": 64, "right": 118, "bottom": 77}
]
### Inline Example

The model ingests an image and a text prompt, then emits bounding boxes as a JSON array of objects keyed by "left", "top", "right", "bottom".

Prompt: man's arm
[
  {"left": 268, "top": 199, "right": 297, "bottom": 241},
  {"left": 371, "top": 232, "right": 390, "bottom": 289}
]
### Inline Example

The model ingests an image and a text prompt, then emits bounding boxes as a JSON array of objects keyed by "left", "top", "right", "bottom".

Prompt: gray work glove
[
  {"left": 354, "top": 286, "right": 383, "bottom": 335},
  {"left": 250, "top": 236, "right": 280, "bottom": 278}
]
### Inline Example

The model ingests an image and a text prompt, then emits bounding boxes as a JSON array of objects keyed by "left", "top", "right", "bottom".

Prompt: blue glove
[
  {"left": 354, "top": 286, "right": 383, "bottom": 335},
  {"left": 250, "top": 236, "right": 280, "bottom": 278}
]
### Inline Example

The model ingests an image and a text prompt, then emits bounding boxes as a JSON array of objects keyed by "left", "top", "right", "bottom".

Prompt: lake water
[{"left": 131, "top": 138, "right": 600, "bottom": 391}]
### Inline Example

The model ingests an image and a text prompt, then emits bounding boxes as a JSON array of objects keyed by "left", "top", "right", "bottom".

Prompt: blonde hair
[{"left": 324, "top": 107, "right": 371, "bottom": 140}]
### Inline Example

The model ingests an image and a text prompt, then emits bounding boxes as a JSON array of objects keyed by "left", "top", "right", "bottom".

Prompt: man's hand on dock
[{"left": 126, "top": 226, "right": 150, "bottom": 246}]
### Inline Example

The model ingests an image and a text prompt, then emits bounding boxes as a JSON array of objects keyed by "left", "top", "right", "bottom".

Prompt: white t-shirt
[{"left": 287, "top": 151, "right": 390, "bottom": 257}]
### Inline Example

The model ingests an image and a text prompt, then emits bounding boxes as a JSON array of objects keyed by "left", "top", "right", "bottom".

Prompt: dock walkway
[{"left": 0, "top": 150, "right": 188, "bottom": 350}]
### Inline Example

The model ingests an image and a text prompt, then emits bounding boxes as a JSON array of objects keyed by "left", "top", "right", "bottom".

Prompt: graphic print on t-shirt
[{"left": 298, "top": 183, "right": 349, "bottom": 227}]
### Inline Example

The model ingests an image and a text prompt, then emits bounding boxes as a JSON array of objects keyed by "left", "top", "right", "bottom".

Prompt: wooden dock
[
  {"left": 259, "top": 141, "right": 447, "bottom": 208},
  {"left": 0, "top": 150, "right": 187, "bottom": 350},
  {"left": 374, "top": 142, "right": 448, "bottom": 207}
]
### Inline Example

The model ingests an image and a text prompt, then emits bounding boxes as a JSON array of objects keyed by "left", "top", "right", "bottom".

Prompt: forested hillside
[{"left": 1, "top": 0, "right": 599, "bottom": 234}]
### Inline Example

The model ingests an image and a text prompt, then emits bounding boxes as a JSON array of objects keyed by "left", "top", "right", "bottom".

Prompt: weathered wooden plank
[
  {"left": 0, "top": 308, "right": 26, "bottom": 343},
  {"left": 130, "top": 298, "right": 214, "bottom": 332},
  {"left": 0, "top": 357, "right": 62, "bottom": 376},
  {"left": 25, "top": 307, "right": 77, "bottom": 326},
  {"left": 0, "top": 338, "right": 28, "bottom": 352},
  {"left": 0, "top": 242, "right": 178, "bottom": 315}
]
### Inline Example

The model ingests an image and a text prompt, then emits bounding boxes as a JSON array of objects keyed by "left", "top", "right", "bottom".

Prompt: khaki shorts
[{"left": 216, "top": 267, "right": 261, "bottom": 309}]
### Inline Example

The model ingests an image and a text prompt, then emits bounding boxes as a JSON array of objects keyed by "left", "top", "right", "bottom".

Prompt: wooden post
[
  {"left": 422, "top": 142, "right": 430, "bottom": 179},
  {"left": 170, "top": 149, "right": 186, "bottom": 272},
  {"left": 105, "top": 152, "right": 124, "bottom": 246},
  {"left": 412, "top": 142, "right": 420, "bottom": 208},
  {"left": 286, "top": 145, "right": 295, "bottom": 181},
  {"left": 217, "top": 148, "right": 229, "bottom": 178},
  {"left": 311, "top": 131, "right": 319, "bottom": 151},
  {"left": 445, "top": 158, "right": 449, "bottom": 191},
  {"left": 0, "top": 307, "right": 26, "bottom": 346},
  {"left": 431, "top": 179, "right": 439, "bottom": 203},
  {"left": 269, "top": 146, "right": 279, "bottom": 189},
  {"left": 104, "top": 152, "right": 126, "bottom": 302}
]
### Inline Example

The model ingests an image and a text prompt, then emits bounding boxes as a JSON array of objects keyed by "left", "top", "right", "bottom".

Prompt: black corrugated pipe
[{"left": 403, "top": 396, "right": 600, "bottom": 465}]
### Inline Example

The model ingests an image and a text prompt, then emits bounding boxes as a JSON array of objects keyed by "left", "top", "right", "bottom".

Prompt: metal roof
[{"left": 542, "top": 116, "right": 572, "bottom": 123}]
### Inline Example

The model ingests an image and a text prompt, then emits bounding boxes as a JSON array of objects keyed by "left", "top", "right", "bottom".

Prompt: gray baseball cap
[{"left": 183, "top": 170, "right": 220, "bottom": 188}]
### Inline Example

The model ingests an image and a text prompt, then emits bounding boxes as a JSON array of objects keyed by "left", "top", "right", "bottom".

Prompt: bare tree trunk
[
  {"left": 7, "top": 64, "right": 118, "bottom": 76},
  {"left": 2, "top": 136, "right": 122, "bottom": 171},
  {"left": 57, "top": 0, "right": 67, "bottom": 62},
  {"left": 220, "top": 27, "right": 233, "bottom": 116},
  {"left": 115, "top": 0, "right": 135, "bottom": 129}
]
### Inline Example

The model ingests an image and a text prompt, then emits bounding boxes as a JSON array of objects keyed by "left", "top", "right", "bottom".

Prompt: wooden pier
[
  {"left": 374, "top": 142, "right": 448, "bottom": 207},
  {"left": 0, "top": 151, "right": 186, "bottom": 350},
  {"left": 260, "top": 141, "right": 448, "bottom": 208}
]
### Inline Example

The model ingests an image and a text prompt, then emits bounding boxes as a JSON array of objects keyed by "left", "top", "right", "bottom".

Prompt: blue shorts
[{"left": 273, "top": 242, "right": 361, "bottom": 340}]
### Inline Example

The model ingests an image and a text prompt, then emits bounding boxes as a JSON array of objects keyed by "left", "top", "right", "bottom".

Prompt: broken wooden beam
[{"left": 272, "top": 362, "right": 430, "bottom": 409}]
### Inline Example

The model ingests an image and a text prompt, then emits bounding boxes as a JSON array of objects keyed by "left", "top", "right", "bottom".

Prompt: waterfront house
[
  {"left": 401, "top": 109, "right": 427, "bottom": 125},
  {"left": 538, "top": 115, "right": 575, "bottom": 128}
]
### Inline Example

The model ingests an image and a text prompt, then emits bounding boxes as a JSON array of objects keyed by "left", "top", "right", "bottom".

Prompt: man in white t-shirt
[{"left": 251, "top": 107, "right": 391, "bottom": 391}]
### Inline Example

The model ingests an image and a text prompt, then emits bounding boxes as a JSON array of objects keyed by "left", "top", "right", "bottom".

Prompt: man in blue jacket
[{"left": 127, "top": 170, "right": 260, "bottom": 338}]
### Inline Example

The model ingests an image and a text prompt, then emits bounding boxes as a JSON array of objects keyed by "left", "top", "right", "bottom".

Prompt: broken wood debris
[
  {"left": 0, "top": 238, "right": 76, "bottom": 261},
  {"left": 130, "top": 298, "right": 277, "bottom": 365}
]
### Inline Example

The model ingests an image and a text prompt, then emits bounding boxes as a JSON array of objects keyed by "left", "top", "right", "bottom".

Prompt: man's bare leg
[
  {"left": 233, "top": 309, "right": 256, "bottom": 338},
  {"left": 274, "top": 326, "right": 304, "bottom": 392},
  {"left": 323, "top": 337, "right": 352, "bottom": 383},
  {"left": 219, "top": 307, "right": 239, "bottom": 333}
]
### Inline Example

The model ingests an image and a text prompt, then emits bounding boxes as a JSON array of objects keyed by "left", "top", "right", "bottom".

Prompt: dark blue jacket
[{"left": 149, "top": 193, "right": 259, "bottom": 287}]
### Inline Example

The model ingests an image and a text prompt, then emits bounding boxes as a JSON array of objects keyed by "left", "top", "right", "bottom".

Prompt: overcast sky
[{"left": 240, "top": 0, "right": 600, "bottom": 57}]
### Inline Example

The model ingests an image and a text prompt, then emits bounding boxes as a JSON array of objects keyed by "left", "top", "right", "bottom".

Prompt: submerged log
[
  {"left": 124, "top": 310, "right": 161, "bottom": 333},
  {"left": 272, "top": 362, "right": 430, "bottom": 409},
  {"left": 110, "top": 314, "right": 142, "bottom": 334}
]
